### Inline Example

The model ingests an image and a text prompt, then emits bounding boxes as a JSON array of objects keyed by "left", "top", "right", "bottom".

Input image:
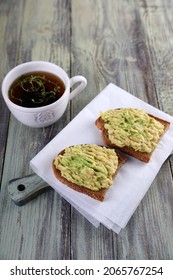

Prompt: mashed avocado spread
[
  {"left": 100, "top": 108, "right": 164, "bottom": 153},
  {"left": 54, "top": 144, "right": 118, "bottom": 191}
]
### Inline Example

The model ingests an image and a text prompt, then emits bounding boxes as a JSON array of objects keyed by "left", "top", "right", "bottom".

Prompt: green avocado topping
[
  {"left": 54, "top": 144, "right": 118, "bottom": 191},
  {"left": 100, "top": 108, "right": 164, "bottom": 153}
]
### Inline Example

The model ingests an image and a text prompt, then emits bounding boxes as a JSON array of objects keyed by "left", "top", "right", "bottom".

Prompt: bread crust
[
  {"left": 95, "top": 110, "right": 170, "bottom": 163},
  {"left": 52, "top": 146, "right": 126, "bottom": 201}
]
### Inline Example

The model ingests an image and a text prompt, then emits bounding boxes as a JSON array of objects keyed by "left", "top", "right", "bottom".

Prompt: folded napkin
[{"left": 30, "top": 83, "right": 173, "bottom": 234}]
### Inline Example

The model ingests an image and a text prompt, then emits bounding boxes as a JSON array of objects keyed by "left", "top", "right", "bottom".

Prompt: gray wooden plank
[
  {"left": 70, "top": 0, "right": 117, "bottom": 259},
  {"left": 0, "top": 0, "right": 25, "bottom": 183},
  {"left": 116, "top": 0, "right": 173, "bottom": 259},
  {"left": 70, "top": 0, "right": 173, "bottom": 259},
  {"left": 0, "top": 0, "right": 72, "bottom": 259},
  {"left": 139, "top": 0, "right": 173, "bottom": 115}
]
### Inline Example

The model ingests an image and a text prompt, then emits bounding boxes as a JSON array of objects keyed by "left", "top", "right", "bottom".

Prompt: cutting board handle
[{"left": 8, "top": 174, "right": 51, "bottom": 206}]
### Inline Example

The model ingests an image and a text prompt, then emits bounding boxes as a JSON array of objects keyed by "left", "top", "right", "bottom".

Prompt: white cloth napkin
[{"left": 30, "top": 83, "right": 173, "bottom": 234}]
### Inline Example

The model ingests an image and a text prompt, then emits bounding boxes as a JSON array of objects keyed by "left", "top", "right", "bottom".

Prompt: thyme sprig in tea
[{"left": 9, "top": 71, "right": 65, "bottom": 108}]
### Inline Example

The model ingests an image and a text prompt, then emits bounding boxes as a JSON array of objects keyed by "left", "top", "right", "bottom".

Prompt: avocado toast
[
  {"left": 52, "top": 144, "right": 126, "bottom": 201},
  {"left": 96, "top": 108, "right": 170, "bottom": 162}
]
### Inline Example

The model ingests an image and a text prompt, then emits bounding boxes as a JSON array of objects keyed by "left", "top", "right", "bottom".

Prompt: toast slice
[
  {"left": 96, "top": 108, "right": 170, "bottom": 163},
  {"left": 52, "top": 144, "right": 126, "bottom": 201}
]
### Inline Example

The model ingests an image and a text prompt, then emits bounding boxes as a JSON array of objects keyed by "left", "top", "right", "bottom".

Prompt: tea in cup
[{"left": 1, "top": 61, "right": 87, "bottom": 128}]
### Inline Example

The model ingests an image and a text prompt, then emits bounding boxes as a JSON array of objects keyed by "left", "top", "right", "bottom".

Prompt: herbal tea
[{"left": 8, "top": 71, "right": 65, "bottom": 108}]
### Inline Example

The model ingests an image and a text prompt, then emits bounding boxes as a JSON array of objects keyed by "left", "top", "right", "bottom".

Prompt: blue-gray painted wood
[
  {"left": 8, "top": 174, "right": 50, "bottom": 206},
  {"left": 0, "top": 0, "right": 173, "bottom": 260}
]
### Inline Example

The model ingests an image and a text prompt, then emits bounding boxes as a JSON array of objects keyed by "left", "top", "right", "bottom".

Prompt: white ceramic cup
[{"left": 1, "top": 61, "right": 87, "bottom": 128}]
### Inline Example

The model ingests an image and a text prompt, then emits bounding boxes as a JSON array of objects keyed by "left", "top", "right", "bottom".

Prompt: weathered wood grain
[
  {"left": 0, "top": 0, "right": 24, "bottom": 184},
  {"left": 0, "top": 0, "right": 173, "bottom": 260},
  {"left": 70, "top": 0, "right": 173, "bottom": 260},
  {"left": 0, "top": 0, "right": 71, "bottom": 259},
  {"left": 8, "top": 174, "right": 51, "bottom": 206}
]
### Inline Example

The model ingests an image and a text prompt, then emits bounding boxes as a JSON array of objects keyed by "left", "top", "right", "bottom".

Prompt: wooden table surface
[{"left": 0, "top": 0, "right": 173, "bottom": 260}]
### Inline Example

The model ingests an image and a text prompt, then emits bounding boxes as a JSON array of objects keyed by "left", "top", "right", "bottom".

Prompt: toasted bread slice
[
  {"left": 52, "top": 145, "right": 126, "bottom": 201},
  {"left": 96, "top": 109, "right": 170, "bottom": 163}
]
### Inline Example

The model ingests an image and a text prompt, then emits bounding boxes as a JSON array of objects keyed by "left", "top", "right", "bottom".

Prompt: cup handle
[{"left": 69, "top": 76, "right": 87, "bottom": 100}]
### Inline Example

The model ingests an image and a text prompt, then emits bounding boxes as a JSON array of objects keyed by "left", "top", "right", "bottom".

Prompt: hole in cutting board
[{"left": 17, "top": 184, "right": 25, "bottom": 191}]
